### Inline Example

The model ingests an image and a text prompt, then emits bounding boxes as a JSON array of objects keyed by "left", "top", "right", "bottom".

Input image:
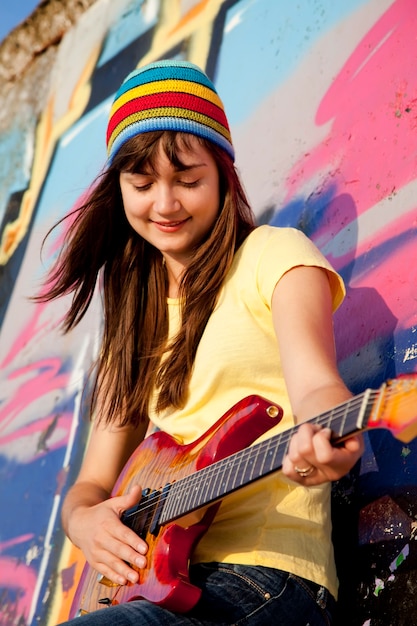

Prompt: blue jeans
[{"left": 59, "top": 562, "right": 336, "bottom": 625}]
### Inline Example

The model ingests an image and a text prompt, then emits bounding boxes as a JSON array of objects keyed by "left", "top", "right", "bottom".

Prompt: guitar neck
[{"left": 159, "top": 389, "right": 374, "bottom": 524}]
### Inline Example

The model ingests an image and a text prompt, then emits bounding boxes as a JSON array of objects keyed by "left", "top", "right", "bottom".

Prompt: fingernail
[{"left": 127, "top": 572, "right": 138, "bottom": 583}]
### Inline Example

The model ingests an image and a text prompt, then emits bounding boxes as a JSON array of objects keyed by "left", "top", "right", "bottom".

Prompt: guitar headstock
[{"left": 367, "top": 374, "right": 417, "bottom": 443}]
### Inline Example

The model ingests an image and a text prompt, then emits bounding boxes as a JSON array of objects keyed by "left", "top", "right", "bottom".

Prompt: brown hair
[{"left": 36, "top": 131, "right": 255, "bottom": 427}]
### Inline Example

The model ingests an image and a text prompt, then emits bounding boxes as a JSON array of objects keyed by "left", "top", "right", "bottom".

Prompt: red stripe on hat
[{"left": 107, "top": 91, "right": 229, "bottom": 144}]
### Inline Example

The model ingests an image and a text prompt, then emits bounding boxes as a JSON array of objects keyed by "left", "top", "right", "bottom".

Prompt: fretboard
[{"left": 159, "top": 388, "right": 373, "bottom": 524}]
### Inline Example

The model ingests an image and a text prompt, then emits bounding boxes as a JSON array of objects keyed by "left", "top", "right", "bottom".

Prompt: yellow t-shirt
[{"left": 150, "top": 225, "right": 345, "bottom": 599}]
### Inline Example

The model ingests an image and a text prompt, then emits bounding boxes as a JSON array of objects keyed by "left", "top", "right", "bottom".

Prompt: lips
[
  {"left": 154, "top": 220, "right": 186, "bottom": 226},
  {"left": 151, "top": 218, "right": 190, "bottom": 231}
]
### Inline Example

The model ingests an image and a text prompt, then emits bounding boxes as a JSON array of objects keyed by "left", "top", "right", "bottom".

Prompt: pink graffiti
[
  {"left": 0, "top": 410, "right": 73, "bottom": 454},
  {"left": 0, "top": 301, "right": 73, "bottom": 460},
  {"left": 354, "top": 235, "right": 417, "bottom": 324},
  {"left": 0, "top": 358, "right": 70, "bottom": 435},
  {"left": 284, "top": 0, "right": 417, "bottom": 356},
  {"left": 0, "top": 535, "right": 36, "bottom": 619},
  {"left": 0, "top": 198, "right": 92, "bottom": 622},
  {"left": 0, "top": 556, "right": 38, "bottom": 621},
  {"left": 286, "top": 0, "right": 417, "bottom": 216},
  {"left": 0, "top": 193, "right": 87, "bottom": 373},
  {"left": 0, "top": 301, "right": 63, "bottom": 371},
  {"left": 0, "top": 534, "right": 35, "bottom": 551},
  {"left": 0, "top": 199, "right": 90, "bottom": 451}
]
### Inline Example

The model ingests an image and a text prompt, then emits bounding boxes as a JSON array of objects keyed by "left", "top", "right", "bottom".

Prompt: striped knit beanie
[{"left": 106, "top": 60, "right": 234, "bottom": 163}]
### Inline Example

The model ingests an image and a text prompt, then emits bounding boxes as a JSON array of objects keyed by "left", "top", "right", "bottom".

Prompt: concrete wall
[{"left": 0, "top": 1, "right": 416, "bottom": 624}]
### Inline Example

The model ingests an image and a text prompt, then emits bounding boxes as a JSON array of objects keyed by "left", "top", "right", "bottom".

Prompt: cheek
[
  {"left": 207, "top": 189, "right": 221, "bottom": 223},
  {"left": 122, "top": 192, "right": 146, "bottom": 219},
  {"left": 122, "top": 202, "right": 135, "bottom": 227}
]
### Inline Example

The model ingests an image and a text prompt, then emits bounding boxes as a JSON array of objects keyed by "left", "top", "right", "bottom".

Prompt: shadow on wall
[
  {"left": 269, "top": 190, "right": 398, "bottom": 391},
  {"left": 269, "top": 190, "right": 417, "bottom": 623}
]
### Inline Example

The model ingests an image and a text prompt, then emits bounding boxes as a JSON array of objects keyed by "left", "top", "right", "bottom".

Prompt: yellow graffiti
[
  {"left": 0, "top": 0, "right": 230, "bottom": 268},
  {"left": 139, "top": 0, "right": 227, "bottom": 75},
  {"left": 0, "top": 44, "right": 101, "bottom": 266}
]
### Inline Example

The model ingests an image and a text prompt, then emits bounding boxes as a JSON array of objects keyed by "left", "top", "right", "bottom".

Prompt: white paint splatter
[{"left": 403, "top": 343, "right": 417, "bottom": 362}]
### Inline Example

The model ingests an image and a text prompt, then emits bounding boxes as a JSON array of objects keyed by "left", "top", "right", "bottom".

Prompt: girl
[{"left": 40, "top": 60, "right": 363, "bottom": 625}]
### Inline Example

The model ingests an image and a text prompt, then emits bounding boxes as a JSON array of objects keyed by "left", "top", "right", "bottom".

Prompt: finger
[
  {"left": 95, "top": 553, "right": 140, "bottom": 586},
  {"left": 282, "top": 457, "right": 320, "bottom": 484},
  {"left": 342, "top": 433, "right": 365, "bottom": 454},
  {"left": 310, "top": 428, "right": 335, "bottom": 465},
  {"left": 287, "top": 422, "right": 317, "bottom": 465},
  {"left": 284, "top": 425, "right": 327, "bottom": 483},
  {"left": 94, "top": 528, "right": 147, "bottom": 584},
  {"left": 96, "top": 495, "right": 148, "bottom": 568},
  {"left": 82, "top": 528, "right": 140, "bottom": 586},
  {"left": 113, "top": 484, "right": 142, "bottom": 517}
]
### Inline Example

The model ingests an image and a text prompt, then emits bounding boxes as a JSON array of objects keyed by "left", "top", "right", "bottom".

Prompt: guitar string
[
  {"left": 125, "top": 387, "right": 398, "bottom": 524},
  {"left": 160, "top": 392, "right": 369, "bottom": 520},
  {"left": 168, "top": 384, "right": 416, "bottom": 514},
  {"left": 124, "top": 382, "right": 415, "bottom": 527},
  {"left": 123, "top": 391, "right": 371, "bottom": 525}
]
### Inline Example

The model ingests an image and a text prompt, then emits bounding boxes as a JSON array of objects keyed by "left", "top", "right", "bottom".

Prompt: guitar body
[
  {"left": 70, "top": 374, "right": 417, "bottom": 618},
  {"left": 70, "top": 395, "right": 282, "bottom": 617}
]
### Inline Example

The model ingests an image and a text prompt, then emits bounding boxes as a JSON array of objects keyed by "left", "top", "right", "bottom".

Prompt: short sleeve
[{"left": 252, "top": 226, "right": 345, "bottom": 311}]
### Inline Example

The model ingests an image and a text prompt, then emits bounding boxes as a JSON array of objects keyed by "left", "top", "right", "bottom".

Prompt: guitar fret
[
  {"left": 165, "top": 418, "right": 345, "bottom": 522},
  {"left": 183, "top": 482, "right": 197, "bottom": 516},
  {"left": 163, "top": 483, "right": 182, "bottom": 521},
  {"left": 202, "top": 461, "right": 221, "bottom": 505},
  {"left": 162, "top": 436, "right": 287, "bottom": 523},
  {"left": 335, "top": 402, "right": 348, "bottom": 438},
  {"left": 158, "top": 381, "right": 415, "bottom": 527},
  {"left": 199, "top": 466, "right": 213, "bottom": 506},
  {"left": 244, "top": 454, "right": 255, "bottom": 483},
  {"left": 239, "top": 445, "right": 252, "bottom": 486},
  {"left": 218, "top": 457, "right": 235, "bottom": 498},
  {"left": 263, "top": 439, "right": 277, "bottom": 474}
]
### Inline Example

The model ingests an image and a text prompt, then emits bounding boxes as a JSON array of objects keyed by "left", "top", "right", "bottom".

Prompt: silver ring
[{"left": 294, "top": 465, "right": 315, "bottom": 477}]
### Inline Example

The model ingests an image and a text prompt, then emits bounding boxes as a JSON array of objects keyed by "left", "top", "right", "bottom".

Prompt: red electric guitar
[{"left": 70, "top": 375, "right": 417, "bottom": 618}]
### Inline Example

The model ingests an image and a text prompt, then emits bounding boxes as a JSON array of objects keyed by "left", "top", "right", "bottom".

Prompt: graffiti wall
[{"left": 0, "top": 0, "right": 416, "bottom": 624}]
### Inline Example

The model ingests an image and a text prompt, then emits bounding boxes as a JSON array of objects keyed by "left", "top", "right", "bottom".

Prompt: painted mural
[{"left": 0, "top": 0, "right": 416, "bottom": 624}]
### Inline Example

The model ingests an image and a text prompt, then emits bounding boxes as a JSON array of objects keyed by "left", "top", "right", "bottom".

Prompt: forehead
[
  {"left": 118, "top": 131, "right": 217, "bottom": 174},
  {"left": 153, "top": 134, "right": 216, "bottom": 169}
]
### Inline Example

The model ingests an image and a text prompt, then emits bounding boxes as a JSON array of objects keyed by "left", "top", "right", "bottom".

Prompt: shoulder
[
  {"left": 237, "top": 224, "right": 329, "bottom": 271},
  {"left": 236, "top": 225, "right": 345, "bottom": 311},
  {"left": 241, "top": 224, "right": 322, "bottom": 255},
  {"left": 238, "top": 225, "right": 323, "bottom": 263},
  {"left": 242, "top": 224, "right": 301, "bottom": 245}
]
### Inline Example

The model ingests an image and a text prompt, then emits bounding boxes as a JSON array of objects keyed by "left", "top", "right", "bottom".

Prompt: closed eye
[
  {"left": 178, "top": 179, "right": 200, "bottom": 188},
  {"left": 133, "top": 182, "right": 152, "bottom": 191}
]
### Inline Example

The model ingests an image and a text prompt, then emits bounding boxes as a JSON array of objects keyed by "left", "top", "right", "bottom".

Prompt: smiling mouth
[{"left": 152, "top": 218, "right": 190, "bottom": 227}]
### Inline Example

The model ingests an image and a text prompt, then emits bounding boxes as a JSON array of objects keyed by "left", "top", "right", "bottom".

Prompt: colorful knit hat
[{"left": 106, "top": 60, "right": 234, "bottom": 162}]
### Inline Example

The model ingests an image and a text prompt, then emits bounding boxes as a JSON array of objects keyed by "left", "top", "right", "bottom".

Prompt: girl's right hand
[{"left": 70, "top": 484, "right": 148, "bottom": 585}]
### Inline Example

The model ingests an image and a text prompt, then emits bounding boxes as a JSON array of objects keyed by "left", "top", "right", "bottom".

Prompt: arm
[
  {"left": 272, "top": 265, "right": 364, "bottom": 485},
  {"left": 62, "top": 418, "right": 149, "bottom": 585}
]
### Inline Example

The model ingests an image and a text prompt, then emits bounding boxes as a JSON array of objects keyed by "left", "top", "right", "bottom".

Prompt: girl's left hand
[{"left": 282, "top": 422, "right": 364, "bottom": 485}]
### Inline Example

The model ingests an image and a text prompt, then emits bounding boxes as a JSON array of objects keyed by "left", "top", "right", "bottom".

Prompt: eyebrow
[
  {"left": 173, "top": 161, "right": 208, "bottom": 172},
  {"left": 128, "top": 162, "right": 208, "bottom": 175}
]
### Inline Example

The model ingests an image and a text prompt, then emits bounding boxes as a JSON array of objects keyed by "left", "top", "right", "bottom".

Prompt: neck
[{"left": 163, "top": 255, "right": 187, "bottom": 298}]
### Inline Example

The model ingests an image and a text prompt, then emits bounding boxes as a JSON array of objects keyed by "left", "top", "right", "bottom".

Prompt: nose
[{"left": 154, "top": 182, "right": 181, "bottom": 216}]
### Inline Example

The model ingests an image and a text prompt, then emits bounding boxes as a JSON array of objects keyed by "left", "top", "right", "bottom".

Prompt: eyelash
[
  {"left": 133, "top": 180, "right": 200, "bottom": 191},
  {"left": 180, "top": 179, "right": 199, "bottom": 188}
]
